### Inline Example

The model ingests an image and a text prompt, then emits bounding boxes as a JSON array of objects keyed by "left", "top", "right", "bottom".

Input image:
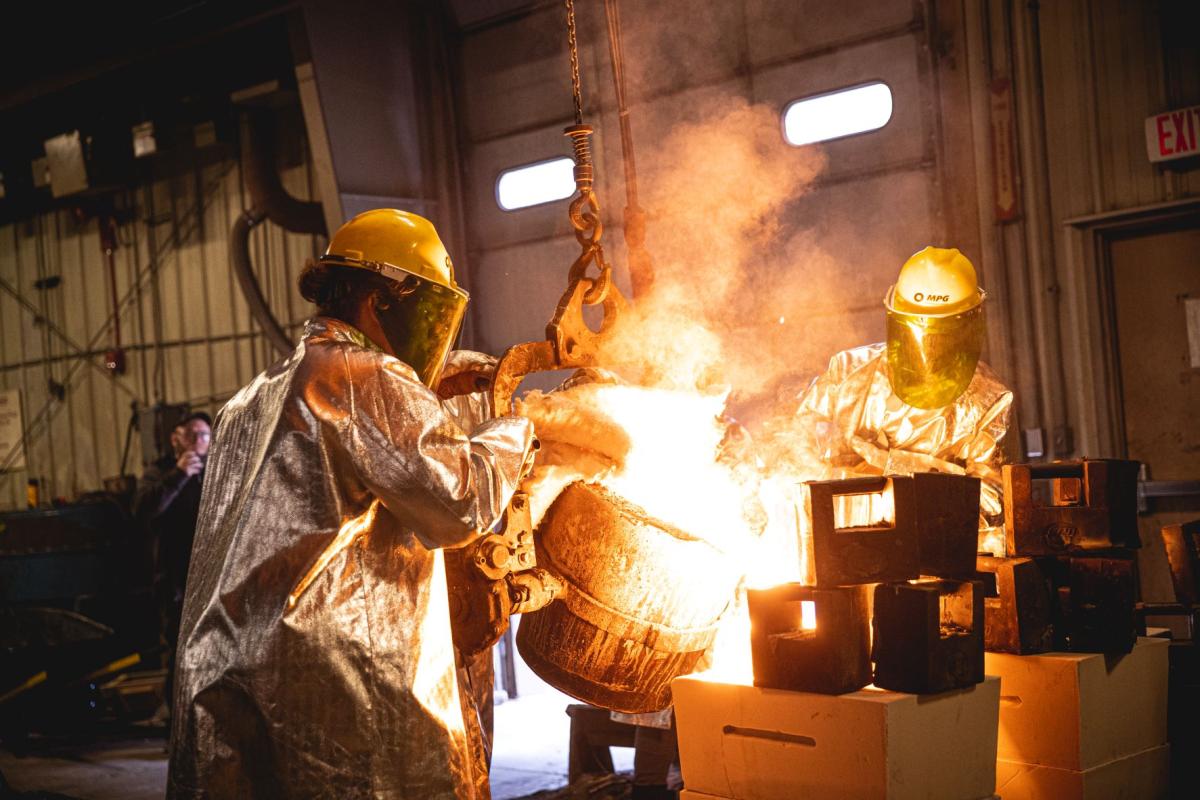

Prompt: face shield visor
[
  {"left": 321, "top": 253, "right": 469, "bottom": 388},
  {"left": 376, "top": 273, "right": 468, "bottom": 388},
  {"left": 884, "top": 288, "right": 986, "bottom": 410}
]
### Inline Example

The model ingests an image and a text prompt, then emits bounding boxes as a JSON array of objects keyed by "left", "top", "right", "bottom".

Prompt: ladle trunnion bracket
[{"left": 445, "top": 490, "right": 563, "bottom": 657}]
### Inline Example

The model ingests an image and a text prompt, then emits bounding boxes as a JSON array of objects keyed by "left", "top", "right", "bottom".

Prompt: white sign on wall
[
  {"left": 0, "top": 389, "right": 26, "bottom": 471},
  {"left": 1145, "top": 104, "right": 1200, "bottom": 163}
]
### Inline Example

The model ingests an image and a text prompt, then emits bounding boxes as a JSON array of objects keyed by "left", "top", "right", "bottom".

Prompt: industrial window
[
  {"left": 782, "top": 82, "right": 893, "bottom": 146},
  {"left": 496, "top": 157, "right": 575, "bottom": 211}
]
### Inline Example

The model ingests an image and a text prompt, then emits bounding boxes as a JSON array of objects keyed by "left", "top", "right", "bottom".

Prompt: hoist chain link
[
  {"left": 561, "top": 0, "right": 611, "bottom": 307},
  {"left": 568, "top": 190, "right": 602, "bottom": 246},
  {"left": 567, "top": 187, "right": 612, "bottom": 305},
  {"left": 585, "top": 251, "right": 613, "bottom": 305}
]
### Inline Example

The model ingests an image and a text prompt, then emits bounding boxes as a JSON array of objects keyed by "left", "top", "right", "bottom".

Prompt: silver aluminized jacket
[
  {"left": 167, "top": 317, "right": 533, "bottom": 799},
  {"left": 783, "top": 343, "right": 1013, "bottom": 528}
]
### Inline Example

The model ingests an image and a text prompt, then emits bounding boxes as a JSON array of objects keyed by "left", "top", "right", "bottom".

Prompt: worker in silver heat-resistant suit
[
  {"left": 167, "top": 209, "right": 535, "bottom": 800},
  {"left": 779, "top": 247, "right": 1013, "bottom": 544}
]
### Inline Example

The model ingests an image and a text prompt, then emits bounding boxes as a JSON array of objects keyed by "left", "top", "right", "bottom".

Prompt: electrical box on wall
[
  {"left": 132, "top": 122, "right": 157, "bottom": 158},
  {"left": 44, "top": 131, "right": 90, "bottom": 197}
]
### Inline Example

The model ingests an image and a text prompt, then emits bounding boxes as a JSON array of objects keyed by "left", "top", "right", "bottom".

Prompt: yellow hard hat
[
  {"left": 883, "top": 247, "right": 987, "bottom": 409},
  {"left": 319, "top": 209, "right": 469, "bottom": 387},
  {"left": 321, "top": 208, "right": 464, "bottom": 294},
  {"left": 885, "top": 246, "right": 982, "bottom": 317}
]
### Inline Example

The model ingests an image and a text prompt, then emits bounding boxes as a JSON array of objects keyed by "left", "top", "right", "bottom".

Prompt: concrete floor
[
  {"left": 1, "top": 735, "right": 168, "bottom": 800},
  {"left": 491, "top": 648, "right": 635, "bottom": 797},
  {"left": 0, "top": 642, "right": 632, "bottom": 800}
]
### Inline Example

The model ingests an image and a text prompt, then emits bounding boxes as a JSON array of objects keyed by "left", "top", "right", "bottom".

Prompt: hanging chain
[
  {"left": 565, "top": 0, "right": 584, "bottom": 126},
  {"left": 562, "top": 0, "right": 611, "bottom": 305}
]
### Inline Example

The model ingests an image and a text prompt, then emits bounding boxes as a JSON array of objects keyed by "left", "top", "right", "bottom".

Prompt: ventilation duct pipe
[{"left": 231, "top": 108, "right": 327, "bottom": 357}]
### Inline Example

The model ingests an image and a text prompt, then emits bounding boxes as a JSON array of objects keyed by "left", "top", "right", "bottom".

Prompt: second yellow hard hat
[{"left": 885, "top": 246, "right": 983, "bottom": 317}]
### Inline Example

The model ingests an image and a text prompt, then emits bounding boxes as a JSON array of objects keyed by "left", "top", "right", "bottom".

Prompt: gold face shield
[
  {"left": 319, "top": 253, "right": 468, "bottom": 388},
  {"left": 884, "top": 293, "right": 986, "bottom": 410},
  {"left": 318, "top": 209, "right": 469, "bottom": 388},
  {"left": 380, "top": 274, "right": 468, "bottom": 388}
]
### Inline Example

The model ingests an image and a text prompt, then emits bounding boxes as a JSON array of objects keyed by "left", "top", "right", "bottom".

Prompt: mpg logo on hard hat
[{"left": 913, "top": 293, "right": 951, "bottom": 303}]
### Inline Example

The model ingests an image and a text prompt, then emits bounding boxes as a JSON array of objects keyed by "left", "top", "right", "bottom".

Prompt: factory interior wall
[
  {"left": 454, "top": 0, "right": 1199, "bottom": 465},
  {"left": 454, "top": 0, "right": 968, "bottom": 385},
  {"left": 967, "top": 0, "right": 1200, "bottom": 461},
  {"left": 0, "top": 157, "right": 321, "bottom": 509},
  {"left": 2, "top": 0, "right": 1197, "bottom": 509}
]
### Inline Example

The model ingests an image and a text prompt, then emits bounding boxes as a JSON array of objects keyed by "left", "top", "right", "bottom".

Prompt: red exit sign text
[{"left": 1145, "top": 105, "right": 1200, "bottom": 163}]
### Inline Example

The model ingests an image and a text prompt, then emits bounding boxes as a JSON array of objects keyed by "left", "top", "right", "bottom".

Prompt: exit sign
[{"left": 1145, "top": 105, "right": 1200, "bottom": 163}]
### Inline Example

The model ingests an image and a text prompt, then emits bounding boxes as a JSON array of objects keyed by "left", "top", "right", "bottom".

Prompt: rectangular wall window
[
  {"left": 496, "top": 157, "right": 575, "bottom": 211},
  {"left": 782, "top": 82, "right": 893, "bottom": 146}
]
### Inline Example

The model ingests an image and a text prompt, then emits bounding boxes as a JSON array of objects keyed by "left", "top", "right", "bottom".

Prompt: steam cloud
[{"left": 595, "top": 93, "right": 873, "bottom": 426}]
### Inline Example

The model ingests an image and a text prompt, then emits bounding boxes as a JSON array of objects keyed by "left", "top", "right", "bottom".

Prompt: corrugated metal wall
[
  {"left": 1040, "top": 0, "right": 1199, "bottom": 213},
  {"left": 965, "top": 0, "right": 1199, "bottom": 459},
  {"left": 0, "top": 157, "right": 321, "bottom": 509}
]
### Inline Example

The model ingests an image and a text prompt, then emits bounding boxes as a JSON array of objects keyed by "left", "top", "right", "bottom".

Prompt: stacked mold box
[
  {"left": 674, "top": 473, "right": 1000, "bottom": 800},
  {"left": 982, "top": 459, "right": 1169, "bottom": 799}
]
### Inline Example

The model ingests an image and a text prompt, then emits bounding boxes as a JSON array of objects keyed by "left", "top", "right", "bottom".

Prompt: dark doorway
[{"left": 1109, "top": 222, "right": 1200, "bottom": 601}]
